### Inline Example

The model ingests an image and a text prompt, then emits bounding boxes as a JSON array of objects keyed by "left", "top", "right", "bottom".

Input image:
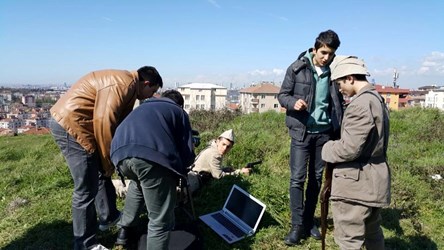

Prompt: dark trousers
[
  {"left": 50, "top": 119, "right": 119, "bottom": 250},
  {"left": 117, "top": 158, "right": 177, "bottom": 250},
  {"left": 289, "top": 133, "right": 330, "bottom": 229}
]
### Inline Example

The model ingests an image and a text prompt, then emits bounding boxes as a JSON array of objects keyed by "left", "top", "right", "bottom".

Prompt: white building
[
  {"left": 22, "top": 95, "right": 36, "bottom": 107},
  {"left": 0, "top": 118, "right": 21, "bottom": 133},
  {"left": 424, "top": 89, "right": 444, "bottom": 110},
  {"left": 0, "top": 91, "right": 12, "bottom": 102},
  {"left": 177, "top": 83, "right": 227, "bottom": 113},
  {"left": 239, "top": 83, "right": 281, "bottom": 113},
  {"left": 24, "top": 118, "right": 49, "bottom": 128}
]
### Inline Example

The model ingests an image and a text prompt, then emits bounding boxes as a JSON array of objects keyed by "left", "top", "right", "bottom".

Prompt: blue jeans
[
  {"left": 289, "top": 133, "right": 330, "bottom": 229},
  {"left": 50, "top": 119, "right": 119, "bottom": 250},
  {"left": 117, "top": 158, "right": 177, "bottom": 250}
]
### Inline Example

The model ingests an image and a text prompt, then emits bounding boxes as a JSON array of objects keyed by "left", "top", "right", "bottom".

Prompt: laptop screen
[{"left": 225, "top": 186, "right": 264, "bottom": 229}]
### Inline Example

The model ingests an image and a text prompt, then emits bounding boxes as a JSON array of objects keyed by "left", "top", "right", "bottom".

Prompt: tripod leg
[{"left": 185, "top": 182, "right": 197, "bottom": 220}]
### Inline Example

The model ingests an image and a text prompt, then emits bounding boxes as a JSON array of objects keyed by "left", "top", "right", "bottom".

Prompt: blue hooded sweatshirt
[{"left": 110, "top": 98, "right": 195, "bottom": 177}]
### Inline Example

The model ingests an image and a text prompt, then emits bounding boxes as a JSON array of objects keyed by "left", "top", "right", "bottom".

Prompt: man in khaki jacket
[
  {"left": 50, "top": 66, "right": 162, "bottom": 250},
  {"left": 322, "top": 56, "right": 390, "bottom": 250},
  {"left": 187, "top": 129, "right": 251, "bottom": 193}
]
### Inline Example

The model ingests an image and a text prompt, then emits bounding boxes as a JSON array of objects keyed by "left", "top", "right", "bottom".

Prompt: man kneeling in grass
[{"left": 187, "top": 129, "right": 252, "bottom": 194}]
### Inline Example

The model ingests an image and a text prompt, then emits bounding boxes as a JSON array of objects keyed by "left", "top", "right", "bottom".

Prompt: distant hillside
[{"left": 0, "top": 107, "right": 443, "bottom": 249}]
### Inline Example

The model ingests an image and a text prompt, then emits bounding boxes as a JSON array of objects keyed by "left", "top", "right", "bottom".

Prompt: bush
[{"left": 189, "top": 108, "right": 242, "bottom": 133}]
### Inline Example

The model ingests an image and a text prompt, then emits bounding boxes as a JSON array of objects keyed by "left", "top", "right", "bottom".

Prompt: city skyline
[{"left": 1, "top": 0, "right": 443, "bottom": 90}]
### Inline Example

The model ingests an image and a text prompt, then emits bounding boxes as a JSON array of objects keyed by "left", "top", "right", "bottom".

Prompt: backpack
[{"left": 137, "top": 222, "right": 203, "bottom": 250}]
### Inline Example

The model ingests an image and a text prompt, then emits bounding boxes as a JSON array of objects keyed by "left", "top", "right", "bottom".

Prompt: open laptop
[{"left": 199, "top": 184, "right": 266, "bottom": 244}]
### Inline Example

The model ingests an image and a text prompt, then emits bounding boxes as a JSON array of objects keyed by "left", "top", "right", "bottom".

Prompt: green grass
[{"left": 1, "top": 107, "right": 443, "bottom": 249}]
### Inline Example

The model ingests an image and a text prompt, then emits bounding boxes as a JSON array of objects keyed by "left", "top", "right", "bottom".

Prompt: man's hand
[
  {"left": 241, "top": 167, "right": 252, "bottom": 176},
  {"left": 104, "top": 167, "right": 115, "bottom": 177},
  {"left": 223, "top": 166, "right": 235, "bottom": 172},
  {"left": 293, "top": 99, "right": 308, "bottom": 111},
  {"left": 112, "top": 179, "right": 130, "bottom": 198}
]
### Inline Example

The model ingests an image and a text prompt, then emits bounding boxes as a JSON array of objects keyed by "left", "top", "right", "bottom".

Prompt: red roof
[
  {"left": 239, "top": 83, "right": 280, "bottom": 94},
  {"left": 22, "top": 127, "right": 51, "bottom": 135},
  {"left": 399, "top": 97, "right": 408, "bottom": 103},
  {"left": 226, "top": 103, "right": 240, "bottom": 110},
  {"left": 375, "top": 84, "right": 409, "bottom": 94},
  {"left": 0, "top": 128, "right": 15, "bottom": 136}
]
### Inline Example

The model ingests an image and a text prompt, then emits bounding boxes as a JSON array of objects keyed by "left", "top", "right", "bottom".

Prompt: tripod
[{"left": 176, "top": 177, "right": 197, "bottom": 221}]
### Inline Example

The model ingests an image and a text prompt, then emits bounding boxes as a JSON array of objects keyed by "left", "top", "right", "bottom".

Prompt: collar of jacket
[
  {"left": 144, "top": 97, "right": 181, "bottom": 107},
  {"left": 131, "top": 70, "right": 141, "bottom": 99}
]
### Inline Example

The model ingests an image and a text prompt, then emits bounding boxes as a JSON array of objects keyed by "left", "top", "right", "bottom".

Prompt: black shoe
[
  {"left": 99, "top": 211, "right": 121, "bottom": 231},
  {"left": 115, "top": 227, "right": 130, "bottom": 246},
  {"left": 284, "top": 225, "right": 303, "bottom": 246},
  {"left": 306, "top": 225, "right": 321, "bottom": 240}
]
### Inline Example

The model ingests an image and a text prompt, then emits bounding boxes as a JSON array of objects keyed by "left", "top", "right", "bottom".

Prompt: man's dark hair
[
  {"left": 314, "top": 30, "right": 340, "bottom": 50},
  {"left": 161, "top": 89, "right": 184, "bottom": 107},
  {"left": 354, "top": 74, "right": 367, "bottom": 81},
  {"left": 137, "top": 66, "right": 163, "bottom": 88}
]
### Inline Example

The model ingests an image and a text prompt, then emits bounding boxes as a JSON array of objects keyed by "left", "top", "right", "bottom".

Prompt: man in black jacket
[
  {"left": 110, "top": 90, "right": 195, "bottom": 249},
  {"left": 278, "top": 30, "right": 343, "bottom": 246}
]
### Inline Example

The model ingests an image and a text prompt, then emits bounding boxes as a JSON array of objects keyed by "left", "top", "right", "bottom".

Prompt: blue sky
[{"left": 1, "top": 0, "right": 443, "bottom": 90}]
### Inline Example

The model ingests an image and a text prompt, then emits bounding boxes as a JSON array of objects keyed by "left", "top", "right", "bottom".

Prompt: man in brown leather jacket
[{"left": 50, "top": 66, "right": 162, "bottom": 250}]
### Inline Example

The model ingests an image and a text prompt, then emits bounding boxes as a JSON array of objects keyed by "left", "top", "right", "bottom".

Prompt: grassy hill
[{"left": 0, "top": 107, "right": 443, "bottom": 249}]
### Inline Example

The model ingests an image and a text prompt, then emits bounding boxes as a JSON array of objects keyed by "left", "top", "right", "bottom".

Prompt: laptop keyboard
[{"left": 211, "top": 213, "right": 245, "bottom": 238}]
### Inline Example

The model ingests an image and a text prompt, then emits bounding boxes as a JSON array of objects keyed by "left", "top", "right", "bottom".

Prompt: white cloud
[
  {"left": 101, "top": 16, "right": 113, "bottom": 22},
  {"left": 207, "top": 0, "right": 221, "bottom": 8},
  {"left": 249, "top": 69, "right": 268, "bottom": 76},
  {"left": 417, "top": 66, "right": 430, "bottom": 74},
  {"left": 167, "top": 52, "right": 443, "bottom": 89},
  {"left": 266, "top": 13, "right": 288, "bottom": 21},
  {"left": 372, "top": 68, "right": 394, "bottom": 75},
  {"left": 165, "top": 68, "right": 285, "bottom": 89},
  {"left": 272, "top": 68, "right": 285, "bottom": 75},
  {"left": 369, "top": 51, "right": 444, "bottom": 87},
  {"left": 248, "top": 68, "right": 284, "bottom": 77},
  {"left": 418, "top": 51, "right": 444, "bottom": 75}
]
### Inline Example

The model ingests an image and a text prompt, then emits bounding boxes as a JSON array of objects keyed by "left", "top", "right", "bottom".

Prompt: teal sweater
[{"left": 305, "top": 52, "right": 331, "bottom": 133}]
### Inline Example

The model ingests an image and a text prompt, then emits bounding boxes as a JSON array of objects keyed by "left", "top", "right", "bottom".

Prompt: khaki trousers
[{"left": 331, "top": 200, "right": 385, "bottom": 250}]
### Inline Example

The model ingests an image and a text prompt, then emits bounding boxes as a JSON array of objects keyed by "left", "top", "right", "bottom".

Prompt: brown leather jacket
[{"left": 51, "top": 69, "right": 141, "bottom": 176}]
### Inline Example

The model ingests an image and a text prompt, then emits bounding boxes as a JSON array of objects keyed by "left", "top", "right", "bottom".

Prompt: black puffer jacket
[{"left": 278, "top": 50, "right": 343, "bottom": 141}]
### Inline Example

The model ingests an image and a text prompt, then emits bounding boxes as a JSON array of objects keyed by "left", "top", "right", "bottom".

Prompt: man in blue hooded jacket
[{"left": 110, "top": 90, "right": 195, "bottom": 250}]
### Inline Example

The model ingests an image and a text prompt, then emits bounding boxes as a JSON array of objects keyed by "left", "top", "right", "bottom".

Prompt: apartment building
[
  {"left": 0, "top": 102, "right": 51, "bottom": 135},
  {"left": 177, "top": 83, "right": 227, "bottom": 113},
  {"left": 239, "top": 83, "right": 281, "bottom": 113},
  {"left": 0, "top": 91, "right": 12, "bottom": 106},
  {"left": 22, "top": 95, "right": 36, "bottom": 107},
  {"left": 375, "top": 85, "right": 410, "bottom": 110},
  {"left": 408, "top": 90, "right": 427, "bottom": 107},
  {"left": 0, "top": 117, "right": 22, "bottom": 131},
  {"left": 424, "top": 89, "right": 444, "bottom": 110}
]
